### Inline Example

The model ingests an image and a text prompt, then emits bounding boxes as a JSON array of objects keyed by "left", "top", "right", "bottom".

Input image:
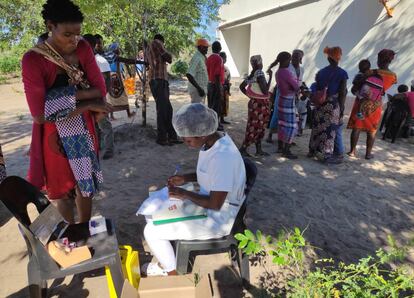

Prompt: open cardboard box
[{"left": 121, "top": 274, "right": 214, "bottom": 298}]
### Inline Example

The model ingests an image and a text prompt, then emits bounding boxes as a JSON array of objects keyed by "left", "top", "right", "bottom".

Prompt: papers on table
[
  {"left": 136, "top": 185, "right": 207, "bottom": 225},
  {"left": 137, "top": 187, "right": 170, "bottom": 216}
]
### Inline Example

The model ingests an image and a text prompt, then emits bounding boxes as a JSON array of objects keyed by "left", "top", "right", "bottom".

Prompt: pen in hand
[
  {"left": 173, "top": 164, "right": 180, "bottom": 176},
  {"left": 168, "top": 165, "right": 181, "bottom": 188}
]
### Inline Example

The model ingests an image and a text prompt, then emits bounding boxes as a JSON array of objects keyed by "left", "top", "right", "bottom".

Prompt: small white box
[{"left": 88, "top": 216, "right": 107, "bottom": 236}]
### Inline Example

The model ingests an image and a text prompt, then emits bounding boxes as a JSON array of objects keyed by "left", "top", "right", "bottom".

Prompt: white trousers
[{"left": 143, "top": 217, "right": 225, "bottom": 272}]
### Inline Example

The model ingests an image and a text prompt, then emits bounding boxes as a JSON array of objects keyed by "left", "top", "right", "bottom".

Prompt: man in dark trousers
[
  {"left": 147, "top": 34, "right": 182, "bottom": 146},
  {"left": 206, "top": 41, "right": 225, "bottom": 131}
]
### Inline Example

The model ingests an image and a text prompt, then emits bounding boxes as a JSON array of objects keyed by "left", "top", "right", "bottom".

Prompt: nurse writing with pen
[{"left": 142, "top": 103, "right": 246, "bottom": 276}]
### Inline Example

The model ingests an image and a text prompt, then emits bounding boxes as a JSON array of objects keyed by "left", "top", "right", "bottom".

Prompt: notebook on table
[{"left": 137, "top": 184, "right": 207, "bottom": 225}]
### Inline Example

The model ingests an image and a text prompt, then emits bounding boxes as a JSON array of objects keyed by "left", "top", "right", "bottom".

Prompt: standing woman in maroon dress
[{"left": 22, "top": 0, "right": 111, "bottom": 223}]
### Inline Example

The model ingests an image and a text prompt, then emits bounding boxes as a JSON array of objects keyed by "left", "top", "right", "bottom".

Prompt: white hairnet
[{"left": 172, "top": 103, "right": 218, "bottom": 137}]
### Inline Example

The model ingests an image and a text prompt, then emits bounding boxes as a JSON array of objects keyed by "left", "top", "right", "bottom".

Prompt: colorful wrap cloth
[{"left": 44, "top": 86, "right": 103, "bottom": 197}]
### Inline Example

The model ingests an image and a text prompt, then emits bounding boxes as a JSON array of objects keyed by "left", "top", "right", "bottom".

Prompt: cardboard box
[
  {"left": 121, "top": 274, "right": 213, "bottom": 298},
  {"left": 47, "top": 241, "right": 92, "bottom": 268}
]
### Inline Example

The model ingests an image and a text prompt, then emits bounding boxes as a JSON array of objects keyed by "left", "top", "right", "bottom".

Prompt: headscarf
[
  {"left": 323, "top": 46, "right": 342, "bottom": 62},
  {"left": 108, "top": 42, "right": 120, "bottom": 52},
  {"left": 276, "top": 51, "right": 291, "bottom": 64},
  {"left": 104, "top": 42, "right": 120, "bottom": 65},
  {"left": 378, "top": 49, "right": 395, "bottom": 64},
  {"left": 250, "top": 55, "right": 262, "bottom": 67},
  {"left": 196, "top": 38, "right": 209, "bottom": 47},
  {"left": 292, "top": 49, "right": 304, "bottom": 57}
]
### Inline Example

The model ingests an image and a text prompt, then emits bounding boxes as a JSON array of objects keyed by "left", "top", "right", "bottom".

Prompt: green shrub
[
  {"left": 0, "top": 55, "right": 20, "bottom": 74},
  {"left": 171, "top": 60, "right": 188, "bottom": 76},
  {"left": 236, "top": 229, "right": 414, "bottom": 297}
]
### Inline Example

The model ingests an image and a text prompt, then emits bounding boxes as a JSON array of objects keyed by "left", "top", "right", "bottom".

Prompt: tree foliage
[{"left": 0, "top": 0, "right": 225, "bottom": 57}]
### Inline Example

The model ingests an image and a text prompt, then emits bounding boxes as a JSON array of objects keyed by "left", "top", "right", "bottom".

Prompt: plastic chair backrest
[
  {"left": 231, "top": 158, "right": 257, "bottom": 233},
  {"left": 17, "top": 222, "right": 61, "bottom": 271},
  {"left": 243, "top": 157, "right": 257, "bottom": 196},
  {"left": 0, "top": 176, "right": 60, "bottom": 270},
  {"left": 0, "top": 176, "right": 49, "bottom": 227}
]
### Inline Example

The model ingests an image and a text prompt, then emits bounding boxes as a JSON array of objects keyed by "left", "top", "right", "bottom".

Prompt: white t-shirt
[
  {"left": 196, "top": 133, "right": 246, "bottom": 236},
  {"left": 288, "top": 63, "right": 304, "bottom": 85},
  {"left": 95, "top": 53, "right": 111, "bottom": 73}
]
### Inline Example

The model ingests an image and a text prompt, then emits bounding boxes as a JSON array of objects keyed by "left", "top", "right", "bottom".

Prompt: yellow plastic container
[{"left": 106, "top": 245, "right": 141, "bottom": 298}]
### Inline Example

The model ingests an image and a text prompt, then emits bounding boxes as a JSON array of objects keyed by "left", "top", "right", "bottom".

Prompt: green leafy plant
[
  {"left": 236, "top": 229, "right": 414, "bottom": 297},
  {"left": 171, "top": 60, "right": 188, "bottom": 77},
  {"left": 0, "top": 55, "right": 20, "bottom": 74},
  {"left": 288, "top": 235, "right": 414, "bottom": 297},
  {"left": 235, "top": 228, "right": 307, "bottom": 268}
]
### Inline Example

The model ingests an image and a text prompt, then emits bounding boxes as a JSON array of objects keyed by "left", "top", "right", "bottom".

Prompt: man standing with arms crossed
[{"left": 148, "top": 34, "right": 182, "bottom": 146}]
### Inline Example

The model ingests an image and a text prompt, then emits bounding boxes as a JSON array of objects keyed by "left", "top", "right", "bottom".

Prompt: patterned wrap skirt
[
  {"left": 347, "top": 97, "right": 382, "bottom": 132},
  {"left": 309, "top": 95, "right": 340, "bottom": 156},
  {"left": 243, "top": 96, "right": 270, "bottom": 146},
  {"left": 277, "top": 95, "right": 298, "bottom": 144}
]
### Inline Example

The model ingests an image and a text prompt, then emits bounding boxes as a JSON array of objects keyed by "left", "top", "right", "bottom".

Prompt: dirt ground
[{"left": 0, "top": 77, "right": 413, "bottom": 297}]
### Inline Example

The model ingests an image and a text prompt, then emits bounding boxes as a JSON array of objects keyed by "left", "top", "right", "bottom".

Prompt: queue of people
[{"left": 235, "top": 45, "right": 409, "bottom": 164}]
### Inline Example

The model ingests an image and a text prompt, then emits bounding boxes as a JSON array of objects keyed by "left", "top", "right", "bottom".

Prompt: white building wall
[
  {"left": 218, "top": 25, "right": 251, "bottom": 78},
  {"left": 219, "top": 0, "right": 414, "bottom": 93},
  {"left": 219, "top": 0, "right": 285, "bottom": 23}
]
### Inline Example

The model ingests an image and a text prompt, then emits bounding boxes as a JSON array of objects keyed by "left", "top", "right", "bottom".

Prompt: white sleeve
[
  {"left": 207, "top": 153, "right": 234, "bottom": 192},
  {"left": 95, "top": 56, "right": 111, "bottom": 73}
]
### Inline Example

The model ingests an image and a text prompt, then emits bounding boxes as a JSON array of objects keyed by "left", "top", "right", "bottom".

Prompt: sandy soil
[{"left": 0, "top": 77, "right": 413, "bottom": 297}]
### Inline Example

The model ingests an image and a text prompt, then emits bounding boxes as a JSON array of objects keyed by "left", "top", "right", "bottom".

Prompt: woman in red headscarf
[{"left": 347, "top": 49, "right": 397, "bottom": 159}]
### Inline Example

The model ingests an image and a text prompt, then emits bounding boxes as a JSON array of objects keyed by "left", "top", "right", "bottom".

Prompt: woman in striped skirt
[{"left": 275, "top": 52, "right": 300, "bottom": 159}]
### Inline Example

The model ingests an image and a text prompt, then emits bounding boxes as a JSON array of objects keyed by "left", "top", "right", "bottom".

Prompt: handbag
[
  {"left": 107, "top": 61, "right": 129, "bottom": 107},
  {"left": 310, "top": 70, "right": 336, "bottom": 107}
]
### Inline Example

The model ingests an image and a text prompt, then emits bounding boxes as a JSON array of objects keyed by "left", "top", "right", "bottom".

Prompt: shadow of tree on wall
[
  {"left": 315, "top": 0, "right": 383, "bottom": 69},
  {"left": 296, "top": 0, "right": 413, "bottom": 85}
]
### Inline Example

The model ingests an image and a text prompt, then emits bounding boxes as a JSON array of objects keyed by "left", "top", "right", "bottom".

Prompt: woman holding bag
[
  {"left": 22, "top": 0, "right": 111, "bottom": 223},
  {"left": 308, "top": 47, "right": 348, "bottom": 163},
  {"left": 239, "top": 55, "right": 272, "bottom": 156},
  {"left": 105, "top": 43, "right": 137, "bottom": 119}
]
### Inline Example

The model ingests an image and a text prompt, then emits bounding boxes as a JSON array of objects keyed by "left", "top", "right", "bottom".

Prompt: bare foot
[
  {"left": 256, "top": 150, "right": 270, "bottom": 156},
  {"left": 307, "top": 151, "right": 316, "bottom": 158},
  {"left": 347, "top": 151, "right": 357, "bottom": 158},
  {"left": 127, "top": 111, "right": 136, "bottom": 118},
  {"left": 365, "top": 154, "right": 374, "bottom": 160}
]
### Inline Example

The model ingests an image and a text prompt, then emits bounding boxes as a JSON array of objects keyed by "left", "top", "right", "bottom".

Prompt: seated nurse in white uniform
[{"left": 143, "top": 103, "right": 246, "bottom": 276}]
